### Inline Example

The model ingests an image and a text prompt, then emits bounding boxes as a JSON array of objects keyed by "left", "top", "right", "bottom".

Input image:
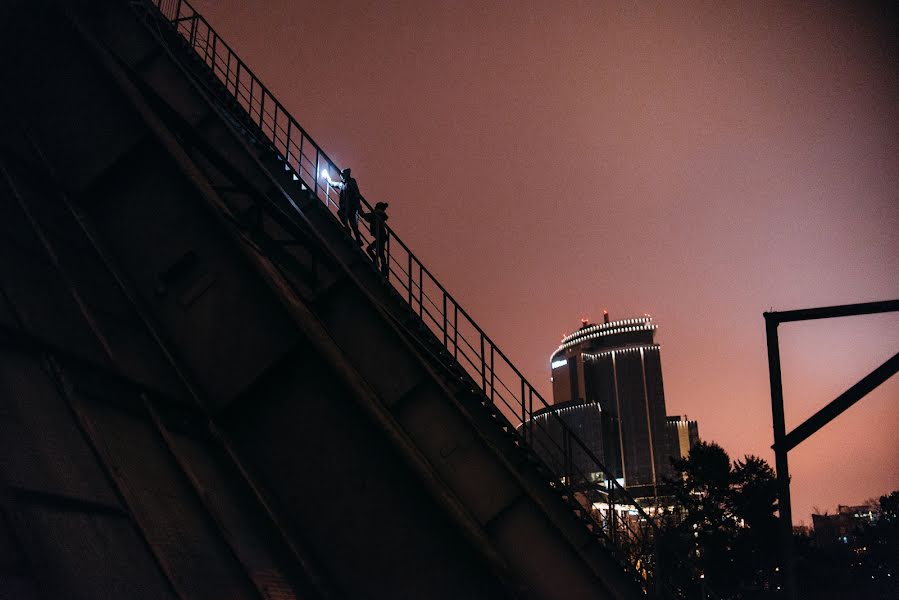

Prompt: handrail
[{"left": 135, "top": 0, "right": 676, "bottom": 592}]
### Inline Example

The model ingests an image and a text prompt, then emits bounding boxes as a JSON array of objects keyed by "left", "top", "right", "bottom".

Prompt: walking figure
[
  {"left": 363, "top": 202, "right": 390, "bottom": 277},
  {"left": 330, "top": 167, "right": 363, "bottom": 245}
]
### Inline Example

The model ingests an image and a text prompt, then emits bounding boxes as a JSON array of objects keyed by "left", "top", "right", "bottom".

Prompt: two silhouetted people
[
  {"left": 330, "top": 167, "right": 363, "bottom": 246},
  {"left": 362, "top": 201, "right": 389, "bottom": 277},
  {"left": 329, "top": 167, "right": 389, "bottom": 277}
]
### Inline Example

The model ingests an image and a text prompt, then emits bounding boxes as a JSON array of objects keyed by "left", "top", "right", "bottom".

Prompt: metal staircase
[
  {"left": 131, "top": 0, "right": 670, "bottom": 592},
  {"left": 0, "top": 0, "right": 697, "bottom": 596}
]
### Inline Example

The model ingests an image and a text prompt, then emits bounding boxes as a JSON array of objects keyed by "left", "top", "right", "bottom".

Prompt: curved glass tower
[{"left": 542, "top": 312, "right": 672, "bottom": 498}]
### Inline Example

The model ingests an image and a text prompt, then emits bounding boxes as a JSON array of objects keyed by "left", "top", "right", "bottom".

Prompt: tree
[
  {"left": 660, "top": 443, "right": 780, "bottom": 598},
  {"left": 879, "top": 490, "right": 898, "bottom": 524},
  {"left": 730, "top": 455, "right": 777, "bottom": 530},
  {"left": 730, "top": 456, "right": 779, "bottom": 591},
  {"left": 662, "top": 442, "right": 736, "bottom": 594},
  {"left": 867, "top": 491, "right": 899, "bottom": 596}
]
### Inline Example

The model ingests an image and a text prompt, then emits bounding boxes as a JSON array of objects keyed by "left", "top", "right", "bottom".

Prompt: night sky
[{"left": 190, "top": 0, "right": 898, "bottom": 525}]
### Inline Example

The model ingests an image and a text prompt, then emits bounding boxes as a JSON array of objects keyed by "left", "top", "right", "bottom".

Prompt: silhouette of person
[
  {"left": 363, "top": 201, "right": 390, "bottom": 277},
  {"left": 330, "top": 167, "right": 363, "bottom": 245}
]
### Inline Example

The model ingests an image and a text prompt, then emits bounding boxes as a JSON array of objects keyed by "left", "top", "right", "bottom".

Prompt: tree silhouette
[
  {"left": 663, "top": 444, "right": 896, "bottom": 598},
  {"left": 661, "top": 442, "right": 779, "bottom": 597},
  {"left": 730, "top": 456, "right": 779, "bottom": 594}
]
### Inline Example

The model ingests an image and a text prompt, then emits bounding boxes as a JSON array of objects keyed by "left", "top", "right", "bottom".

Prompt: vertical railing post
[
  {"left": 202, "top": 23, "right": 210, "bottom": 64},
  {"left": 313, "top": 150, "right": 320, "bottom": 199},
  {"left": 520, "top": 380, "right": 526, "bottom": 435},
  {"left": 384, "top": 236, "right": 390, "bottom": 283},
  {"left": 189, "top": 14, "right": 198, "bottom": 46},
  {"left": 442, "top": 294, "right": 448, "bottom": 347},
  {"left": 211, "top": 31, "right": 218, "bottom": 73},
  {"left": 209, "top": 32, "right": 224, "bottom": 79},
  {"left": 453, "top": 305, "right": 458, "bottom": 360},
  {"left": 407, "top": 254, "right": 413, "bottom": 306},
  {"left": 417, "top": 263, "right": 423, "bottom": 318},
  {"left": 285, "top": 119, "right": 292, "bottom": 164},
  {"left": 489, "top": 345, "right": 495, "bottom": 403},
  {"left": 480, "top": 334, "right": 486, "bottom": 393},
  {"left": 224, "top": 52, "right": 232, "bottom": 91},
  {"left": 270, "top": 102, "right": 277, "bottom": 144},
  {"left": 297, "top": 129, "right": 305, "bottom": 177},
  {"left": 249, "top": 77, "right": 256, "bottom": 122},
  {"left": 259, "top": 89, "right": 266, "bottom": 128},
  {"left": 528, "top": 386, "right": 533, "bottom": 427},
  {"left": 526, "top": 385, "right": 533, "bottom": 442}
]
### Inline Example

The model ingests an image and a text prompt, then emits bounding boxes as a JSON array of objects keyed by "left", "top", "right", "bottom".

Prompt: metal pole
[
  {"left": 480, "top": 334, "right": 486, "bottom": 392},
  {"left": 520, "top": 379, "right": 526, "bottom": 436},
  {"left": 189, "top": 15, "right": 197, "bottom": 46},
  {"left": 407, "top": 254, "right": 413, "bottom": 306},
  {"left": 442, "top": 294, "right": 447, "bottom": 347},
  {"left": 385, "top": 235, "right": 391, "bottom": 284},
  {"left": 313, "top": 151, "right": 320, "bottom": 199},
  {"left": 765, "top": 318, "right": 797, "bottom": 600},
  {"left": 490, "top": 345, "right": 495, "bottom": 403},
  {"left": 453, "top": 305, "right": 458, "bottom": 360},
  {"left": 418, "top": 263, "right": 423, "bottom": 318}
]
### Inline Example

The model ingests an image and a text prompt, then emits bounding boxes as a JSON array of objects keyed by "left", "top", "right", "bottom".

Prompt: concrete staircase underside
[{"left": 0, "top": 1, "right": 641, "bottom": 598}]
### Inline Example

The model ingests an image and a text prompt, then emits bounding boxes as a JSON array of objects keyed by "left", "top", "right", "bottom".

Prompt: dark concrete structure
[
  {"left": 544, "top": 313, "right": 672, "bottom": 498},
  {"left": 0, "top": 0, "right": 643, "bottom": 598}
]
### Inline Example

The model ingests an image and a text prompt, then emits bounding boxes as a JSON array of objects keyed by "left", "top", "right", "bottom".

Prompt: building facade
[
  {"left": 812, "top": 505, "right": 879, "bottom": 549},
  {"left": 533, "top": 312, "right": 673, "bottom": 498},
  {"left": 665, "top": 415, "right": 700, "bottom": 461}
]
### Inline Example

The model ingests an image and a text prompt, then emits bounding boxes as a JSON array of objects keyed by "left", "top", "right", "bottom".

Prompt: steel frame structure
[
  {"left": 764, "top": 298, "right": 899, "bottom": 600},
  {"left": 130, "top": 0, "right": 686, "bottom": 592}
]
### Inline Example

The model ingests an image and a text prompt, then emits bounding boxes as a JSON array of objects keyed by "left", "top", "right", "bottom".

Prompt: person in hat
[
  {"left": 362, "top": 201, "right": 390, "bottom": 277},
  {"left": 329, "top": 167, "right": 363, "bottom": 245}
]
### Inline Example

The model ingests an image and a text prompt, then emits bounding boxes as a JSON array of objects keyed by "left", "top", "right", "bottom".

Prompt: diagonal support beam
[{"left": 775, "top": 351, "right": 899, "bottom": 453}]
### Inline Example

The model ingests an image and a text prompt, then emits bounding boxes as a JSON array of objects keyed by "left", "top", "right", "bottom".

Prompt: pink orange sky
[{"left": 190, "top": 0, "right": 898, "bottom": 524}]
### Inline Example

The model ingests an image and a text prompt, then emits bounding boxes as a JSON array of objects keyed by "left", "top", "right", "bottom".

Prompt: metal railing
[{"left": 138, "top": 0, "right": 677, "bottom": 592}]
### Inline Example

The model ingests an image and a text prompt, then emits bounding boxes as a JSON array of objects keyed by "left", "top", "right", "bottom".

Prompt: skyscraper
[
  {"left": 545, "top": 312, "right": 672, "bottom": 498},
  {"left": 665, "top": 415, "right": 700, "bottom": 461}
]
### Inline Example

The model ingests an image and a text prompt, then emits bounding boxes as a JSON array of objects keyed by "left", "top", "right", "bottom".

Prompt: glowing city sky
[{"left": 190, "top": 0, "right": 898, "bottom": 524}]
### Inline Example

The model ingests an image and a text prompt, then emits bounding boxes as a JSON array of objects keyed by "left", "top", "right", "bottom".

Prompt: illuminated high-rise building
[
  {"left": 665, "top": 415, "right": 700, "bottom": 461},
  {"left": 541, "top": 312, "right": 672, "bottom": 498}
]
